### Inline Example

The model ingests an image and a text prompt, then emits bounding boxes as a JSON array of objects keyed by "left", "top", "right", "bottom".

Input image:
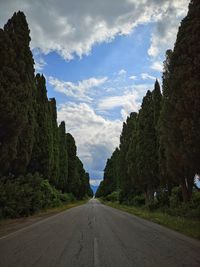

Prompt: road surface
[{"left": 0, "top": 199, "right": 200, "bottom": 267}]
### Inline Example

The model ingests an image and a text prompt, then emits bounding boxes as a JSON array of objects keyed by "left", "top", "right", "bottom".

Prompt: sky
[{"left": 0, "top": 0, "right": 189, "bottom": 187}]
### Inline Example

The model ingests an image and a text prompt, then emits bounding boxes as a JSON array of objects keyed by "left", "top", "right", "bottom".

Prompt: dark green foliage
[
  {"left": 131, "top": 194, "right": 145, "bottom": 207},
  {"left": 119, "top": 113, "right": 137, "bottom": 191},
  {"left": 99, "top": 1, "right": 199, "bottom": 214},
  {"left": 125, "top": 113, "right": 139, "bottom": 201},
  {"left": 0, "top": 173, "right": 62, "bottom": 218},
  {"left": 80, "top": 172, "right": 93, "bottom": 199},
  {"left": 66, "top": 133, "right": 78, "bottom": 195},
  {"left": 58, "top": 121, "right": 68, "bottom": 192},
  {"left": 96, "top": 149, "right": 118, "bottom": 198},
  {"left": 65, "top": 134, "right": 92, "bottom": 199},
  {"left": 103, "top": 191, "right": 119, "bottom": 202},
  {"left": 156, "top": 190, "right": 170, "bottom": 207},
  {"left": 159, "top": 0, "right": 200, "bottom": 201},
  {"left": 137, "top": 89, "right": 160, "bottom": 202},
  {"left": 48, "top": 98, "right": 59, "bottom": 187},
  {"left": 95, "top": 181, "right": 106, "bottom": 198},
  {"left": 28, "top": 74, "right": 52, "bottom": 178},
  {"left": 0, "top": 12, "right": 92, "bottom": 219},
  {"left": 0, "top": 11, "right": 35, "bottom": 176},
  {"left": 96, "top": 148, "right": 120, "bottom": 198}
]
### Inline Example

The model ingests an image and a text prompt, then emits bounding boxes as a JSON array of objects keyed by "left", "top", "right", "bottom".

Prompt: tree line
[
  {"left": 96, "top": 0, "right": 200, "bottom": 210},
  {"left": 0, "top": 11, "right": 93, "bottom": 218}
]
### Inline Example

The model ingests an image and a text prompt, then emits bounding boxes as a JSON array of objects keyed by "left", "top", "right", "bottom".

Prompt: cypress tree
[
  {"left": 0, "top": 11, "right": 35, "bottom": 176},
  {"left": 126, "top": 112, "right": 140, "bottom": 197},
  {"left": 101, "top": 148, "right": 120, "bottom": 196},
  {"left": 48, "top": 98, "right": 59, "bottom": 187},
  {"left": 118, "top": 112, "right": 138, "bottom": 200},
  {"left": 159, "top": 0, "right": 200, "bottom": 201},
  {"left": 85, "top": 172, "right": 93, "bottom": 197},
  {"left": 159, "top": 50, "right": 176, "bottom": 192},
  {"left": 137, "top": 90, "right": 158, "bottom": 202},
  {"left": 58, "top": 121, "right": 68, "bottom": 192},
  {"left": 28, "top": 74, "right": 52, "bottom": 178},
  {"left": 66, "top": 133, "right": 78, "bottom": 195}
]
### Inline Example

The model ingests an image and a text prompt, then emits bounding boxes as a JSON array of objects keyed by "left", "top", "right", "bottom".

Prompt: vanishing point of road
[{"left": 0, "top": 199, "right": 200, "bottom": 267}]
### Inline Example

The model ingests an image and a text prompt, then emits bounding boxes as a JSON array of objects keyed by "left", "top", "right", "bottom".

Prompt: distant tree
[
  {"left": 48, "top": 98, "right": 59, "bottom": 187},
  {"left": 66, "top": 133, "right": 78, "bottom": 195},
  {"left": 126, "top": 112, "right": 140, "bottom": 198},
  {"left": 85, "top": 173, "right": 94, "bottom": 197},
  {"left": 58, "top": 121, "right": 68, "bottom": 192}
]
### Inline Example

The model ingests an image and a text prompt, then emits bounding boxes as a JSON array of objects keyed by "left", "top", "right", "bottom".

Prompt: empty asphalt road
[{"left": 0, "top": 199, "right": 200, "bottom": 267}]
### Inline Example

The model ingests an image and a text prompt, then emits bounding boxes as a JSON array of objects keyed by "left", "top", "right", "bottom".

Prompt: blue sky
[{"left": 0, "top": 0, "right": 189, "bottom": 186}]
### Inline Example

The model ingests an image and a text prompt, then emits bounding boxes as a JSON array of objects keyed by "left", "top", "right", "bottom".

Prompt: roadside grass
[
  {"left": 101, "top": 200, "right": 200, "bottom": 240},
  {"left": 0, "top": 199, "right": 88, "bottom": 237}
]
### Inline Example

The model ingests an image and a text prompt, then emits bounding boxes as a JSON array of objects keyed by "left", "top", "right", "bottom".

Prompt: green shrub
[
  {"left": 104, "top": 191, "right": 119, "bottom": 202},
  {"left": 191, "top": 191, "right": 200, "bottom": 209},
  {"left": 166, "top": 191, "right": 200, "bottom": 218},
  {"left": 156, "top": 190, "right": 170, "bottom": 207},
  {"left": 60, "top": 193, "right": 75, "bottom": 203},
  {"left": 147, "top": 200, "right": 159, "bottom": 211},
  {"left": 132, "top": 194, "right": 145, "bottom": 206},
  {"left": 169, "top": 186, "right": 183, "bottom": 208},
  {"left": 0, "top": 173, "right": 75, "bottom": 219}
]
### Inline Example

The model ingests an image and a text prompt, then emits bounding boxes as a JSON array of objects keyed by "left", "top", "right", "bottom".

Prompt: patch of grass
[{"left": 102, "top": 200, "right": 200, "bottom": 240}]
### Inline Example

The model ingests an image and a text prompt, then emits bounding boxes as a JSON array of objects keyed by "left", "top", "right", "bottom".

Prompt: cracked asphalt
[{"left": 0, "top": 199, "right": 200, "bottom": 267}]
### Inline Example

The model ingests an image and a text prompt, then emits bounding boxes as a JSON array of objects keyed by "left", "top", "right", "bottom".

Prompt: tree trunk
[{"left": 180, "top": 178, "right": 190, "bottom": 202}]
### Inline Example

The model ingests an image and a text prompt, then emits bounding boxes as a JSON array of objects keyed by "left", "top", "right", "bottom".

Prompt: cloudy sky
[{"left": 0, "top": 0, "right": 189, "bottom": 186}]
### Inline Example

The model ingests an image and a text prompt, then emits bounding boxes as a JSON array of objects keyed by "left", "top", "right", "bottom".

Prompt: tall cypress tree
[
  {"left": 48, "top": 98, "right": 59, "bottom": 186},
  {"left": 100, "top": 147, "right": 120, "bottom": 197},
  {"left": 28, "top": 74, "right": 52, "bottom": 178},
  {"left": 159, "top": 50, "right": 176, "bottom": 192},
  {"left": 66, "top": 133, "right": 78, "bottom": 195},
  {"left": 126, "top": 112, "right": 140, "bottom": 197},
  {"left": 58, "top": 121, "right": 68, "bottom": 192},
  {"left": 118, "top": 112, "right": 137, "bottom": 199},
  {"left": 0, "top": 11, "right": 35, "bottom": 176},
  {"left": 137, "top": 90, "right": 158, "bottom": 202},
  {"left": 159, "top": 0, "right": 200, "bottom": 201}
]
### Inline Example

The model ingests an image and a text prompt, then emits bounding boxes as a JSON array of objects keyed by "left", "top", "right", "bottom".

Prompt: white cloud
[
  {"left": 90, "top": 179, "right": 102, "bottom": 186},
  {"left": 34, "top": 57, "right": 46, "bottom": 71},
  {"left": 148, "top": 0, "right": 189, "bottom": 58},
  {"left": 129, "top": 75, "right": 137, "bottom": 80},
  {"left": 0, "top": 0, "right": 189, "bottom": 60},
  {"left": 118, "top": 69, "right": 127, "bottom": 76},
  {"left": 151, "top": 61, "right": 163, "bottom": 72},
  {"left": 97, "top": 82, "right": 155, "bottom": 119},
  {"left": 48, "top": 76, "right": 107, "bottom": 102},
  {"left": 141, "top": 73, "right": 156, "bottom": 81},
  {"left": 57, "top": 102, "right": 122, "bottom": 178},
  {"left": 98, "top": 90, "right": 140, "bottom": 120}
]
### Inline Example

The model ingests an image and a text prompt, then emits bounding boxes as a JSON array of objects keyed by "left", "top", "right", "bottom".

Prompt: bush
[
  {"left": 0, "top": 173, "right": 75, "bottom": 219},
  {"left": 166, "top": 191, "right": 200, "bottom": 218},
  {"left": 147, "top": 200, "right": 159, "bottom": 211},
  {"left": 169, "top": 186, "right": 183, "bottom": 208},
  {"left": 60, "top": 193, "right": 75, "bottom": 203},
  {"left": 132, "top": 194, "right": 145, "bottom": 206},
  {"left": 104, "top": 191, "right": 119, "bottom": 202},
  {"left": 156, "top": 190, "right": 170, "bottom": 207}
]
